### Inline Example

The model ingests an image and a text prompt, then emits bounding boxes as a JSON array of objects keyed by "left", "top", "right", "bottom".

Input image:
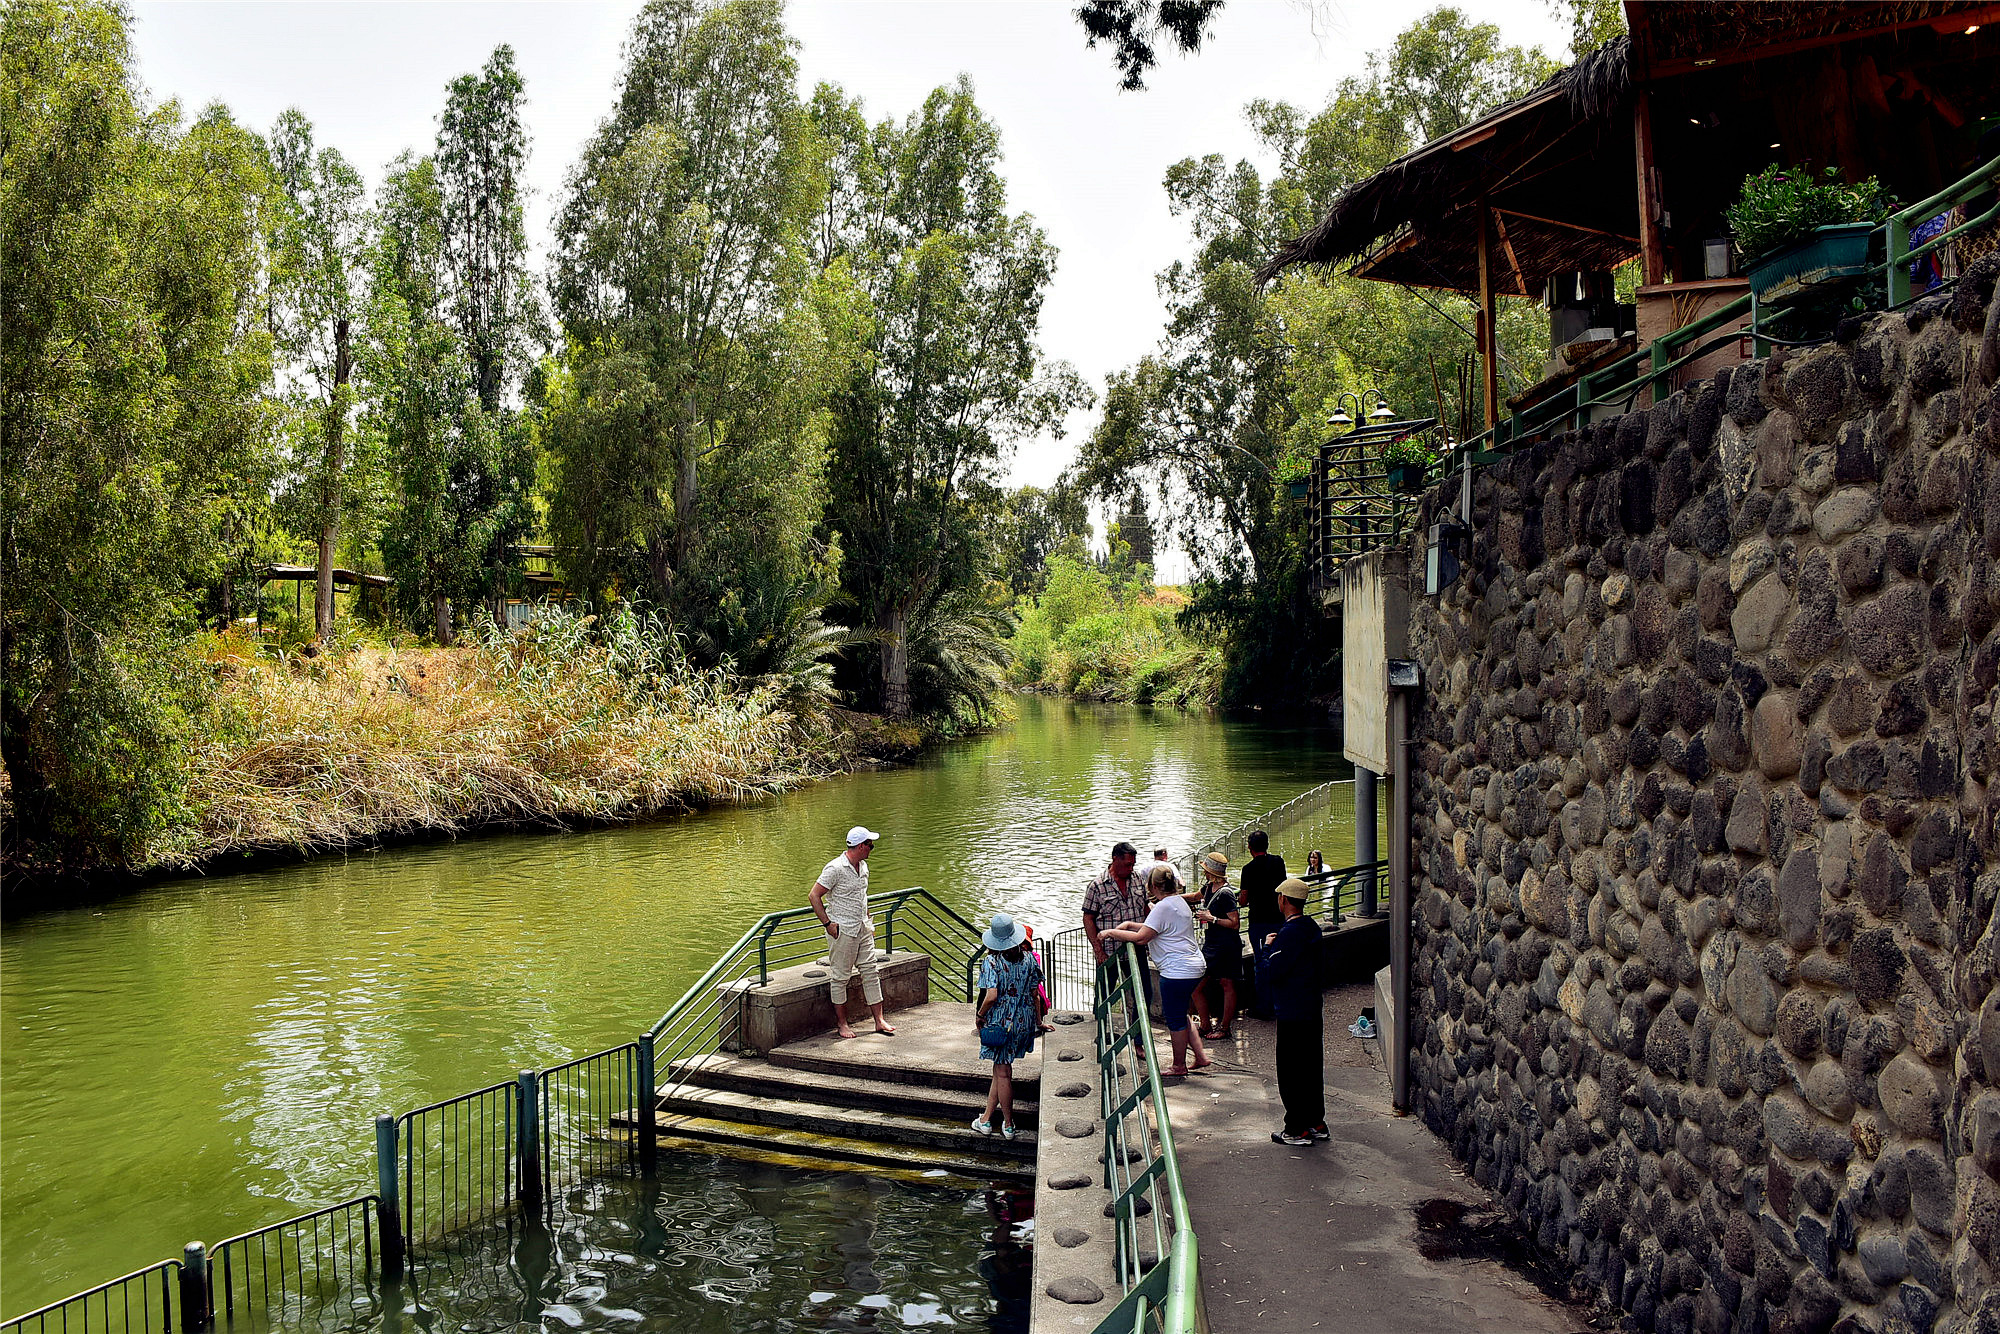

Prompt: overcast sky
[{"left": 128, "top": 0, "right": 1570, "bottom": 566}]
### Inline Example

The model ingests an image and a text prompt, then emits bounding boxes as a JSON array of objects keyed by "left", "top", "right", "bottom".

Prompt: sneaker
[
  {"left": 1271, "top": 1129, "right": 1314, "bottom": 1146},
  {"left": 1351, "top": 1018, "right": 1378, "bottom": 1040},
  {"left": 1001, "top": 1122, "right": 1019, "bottom": 1140},
  {"left": 971, "top": 1117, "right": 994, "bottom": 1136},
  {"left": 1309, "top": 1123, "right": 1330, "bottom": 1142}
]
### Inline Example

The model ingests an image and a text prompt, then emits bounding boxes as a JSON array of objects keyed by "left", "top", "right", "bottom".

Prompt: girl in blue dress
[{"left": 973, "top": 913, "right": 1044, "bottom": 1139}]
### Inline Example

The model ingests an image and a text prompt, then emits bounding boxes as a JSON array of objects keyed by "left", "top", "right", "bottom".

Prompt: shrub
[{"left": 1727, "top": 164, "right": 1891, "bottom": 263}]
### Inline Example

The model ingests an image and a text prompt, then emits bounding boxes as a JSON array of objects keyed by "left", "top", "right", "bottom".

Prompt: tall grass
[{"left": 152, "top": 607, "right": 828, "bottom": 870}]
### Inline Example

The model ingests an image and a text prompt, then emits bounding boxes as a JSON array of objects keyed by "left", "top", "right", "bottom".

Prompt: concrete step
[
  {"left": 646, "top": 1084, "right": 1038, "bottom": 1162},
  {"left": 642, "top": 1114, "right": 1034, "bottom": 1183},
  {"left": 763, "top": 1001, "right": 1044, "bottom": 1095},
  {"left": 666, "top": 1053, "right": 1041, "bottom": 1129}
]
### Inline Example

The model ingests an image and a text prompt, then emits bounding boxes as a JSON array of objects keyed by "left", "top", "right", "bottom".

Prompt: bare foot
[
  {"left": 836, "top": 1027, "right": 858, "bottom": 1040},
  {"left": 874, "top": 1021, "right": 897, "bottom": 1035},
  {"left": 1164, "top": 1065, "right": 1189, "bottom": 1076},
  {"left": 1191, "top": 1058, "right": 1214, "bottom": 1070}
]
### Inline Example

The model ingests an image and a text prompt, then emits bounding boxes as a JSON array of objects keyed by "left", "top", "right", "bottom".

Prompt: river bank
[
  {"left": 1, "top": 618, "right": 936, "bottom": 907},
  {"left": 0, "top": 697, "right": 1344, "bottom": 1309}
]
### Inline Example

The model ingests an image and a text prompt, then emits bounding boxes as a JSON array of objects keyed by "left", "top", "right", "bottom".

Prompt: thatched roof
[
  {"left": 1254, "top": 39, "right": 1634, "bottom": 287},
  {"left": 1256, "top": 0, "right": 1999, "bottom": 290}
]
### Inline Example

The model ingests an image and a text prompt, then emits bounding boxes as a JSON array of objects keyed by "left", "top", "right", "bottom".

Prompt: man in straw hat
[
  {"left": 1264, "top": 877, "right": 1328, "bottom": 1146},
  {"left": 810, "top": 825, "right": 896, "bottom": 1039}
]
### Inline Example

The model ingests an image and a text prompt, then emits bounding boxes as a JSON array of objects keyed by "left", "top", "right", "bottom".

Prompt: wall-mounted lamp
[{"left": 1425, "top": 521, "right": 1470, "bottom": 596}]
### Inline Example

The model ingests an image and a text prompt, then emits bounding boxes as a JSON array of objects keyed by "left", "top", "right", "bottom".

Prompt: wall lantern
[{"left": 1425, "top": 521, "right": 1470, "bottom": 596}]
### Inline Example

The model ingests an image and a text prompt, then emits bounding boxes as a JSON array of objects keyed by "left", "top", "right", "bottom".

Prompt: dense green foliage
[
  {"left": 1060, "top": 6, "right": 1560, "bottom": 707},
  {"left": 1, "top": 0, "right": 1075, "bottom": 869}
]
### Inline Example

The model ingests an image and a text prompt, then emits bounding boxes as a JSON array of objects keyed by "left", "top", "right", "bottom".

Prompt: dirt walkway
[{"left": 1161, "top": 984, "right": 1604, "bottom": 1334}]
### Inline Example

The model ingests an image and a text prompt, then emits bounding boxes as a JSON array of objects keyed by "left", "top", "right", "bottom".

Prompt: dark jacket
[
  {"left": 1263, "top": 913, "right": 1321, "bottom": 1022},
  {"left": 1239, "top": 853, "right": 1288, "bottom": 924}
]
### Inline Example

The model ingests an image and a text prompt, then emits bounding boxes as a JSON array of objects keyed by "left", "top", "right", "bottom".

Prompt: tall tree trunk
[
  {"left": 315, "top": 318, "right": 353, "bottom": 643},
  {"left": 880, "top": 604, "right": 911, "bottom": 719},
  {"left": 433, "top": 593, "right": 453, "bottom": 646},
  {"left": 670, "top": 402, "right": 698, "bottom": 581}
]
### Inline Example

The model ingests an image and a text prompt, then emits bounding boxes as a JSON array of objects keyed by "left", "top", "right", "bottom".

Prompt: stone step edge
[
  {"left": 616, "top": 1087, "right": 1038, "bottom": 1160},
  {"left": 664, "top": 1055, "right": 1043, "bottom": 1128},
  {"left": 642, "top": 1116, "right": 1035, "bottom": 1183},
  {"left": 765, "top": 1043, "right": 1042, "bottom": 1095}
]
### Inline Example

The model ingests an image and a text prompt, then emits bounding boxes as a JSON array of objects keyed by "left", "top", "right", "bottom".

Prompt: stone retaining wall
[{"left": 1396, "top": 257, "right": 2000, "bottom": 1334}]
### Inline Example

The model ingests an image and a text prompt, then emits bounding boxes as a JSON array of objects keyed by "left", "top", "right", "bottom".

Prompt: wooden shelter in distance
[{"left": 1258, "top": 0, "right": 2000, "bottom": 441}]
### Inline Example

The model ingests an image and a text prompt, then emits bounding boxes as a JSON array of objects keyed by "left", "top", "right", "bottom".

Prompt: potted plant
[
  {"left": 1727, "top": 165, "right": 1891, "bottom": 298},
  {"left": 1380, "top": 435, "right": 1434, "bottom": 493}
]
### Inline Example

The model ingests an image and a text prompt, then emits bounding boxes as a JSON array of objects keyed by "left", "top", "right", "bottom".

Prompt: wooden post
[
  {"left": 1635, "top": 90, "right": 1668, "bottom": 287},
  {"left": 1476, "top": 205, "right": 1499, "bottom": 431}
]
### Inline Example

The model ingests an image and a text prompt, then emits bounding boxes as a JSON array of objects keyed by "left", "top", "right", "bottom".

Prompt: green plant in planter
[
  {"left": 1726, "top": 164, "right": 1892, "bottom": 264},
  {"left": 1380, "top": 434, "right": 1437, "bottom": 491}
]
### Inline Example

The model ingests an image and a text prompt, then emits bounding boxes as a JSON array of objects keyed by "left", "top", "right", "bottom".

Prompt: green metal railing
[
  {"left": 643, "top": 887, "right": 985, "bottom": 1100},
  {"left": 1433, "top": 152, "right": 2000, "bottom": 472},
  {"left": 1089, "top": 943, "right": 1204, "bottom": 1334},
  {"left": 8, "top": 887, "right": 989, "bottom": 1334}
]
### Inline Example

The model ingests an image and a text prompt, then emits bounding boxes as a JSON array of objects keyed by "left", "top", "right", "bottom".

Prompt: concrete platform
[
  {"left": 766, "top": 1001, "right": 1041, "bottom": 1095},
  {"left": 655, "top": 1083, "right": 1037, "bottom": 1160},
  {"left": 1164, "top": 984, "right": 1598, "bottom": 1334},
  {"left": 719, "top": 951, "right": 933, "bottom": 1053}
]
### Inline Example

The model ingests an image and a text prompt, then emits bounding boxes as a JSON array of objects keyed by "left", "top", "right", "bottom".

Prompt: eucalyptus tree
[
  {"left": 817, "top": 79, "right": 1086, "bottom": 717},
  {"left": 2, "top": 0, "right": 273, "bottom": 861},
  {"left": 268, "top": 109, "right": 375, "bottom": 641},
  {"left": 1071, "top": 6, "right": 1554, "bottom": 701},
  {"left": 548, "top": 0, "right": 838, "bottom": 657},
  {"left": 438, "top": 44, "right": 532, "bottom": 416},
  {"left": 367, "top": 46, "right": 537, "bottom": 643}
]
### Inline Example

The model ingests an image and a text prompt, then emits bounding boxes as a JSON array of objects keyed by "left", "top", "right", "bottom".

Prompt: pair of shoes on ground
[
  {"left": 971, "top": 1117, "right": 1019, "bottom": 1139},
  {"left": 1347, "top": 1016, "right": 1378, "bottom": 1039},
  {"left": 1271, "top": 1123, "right": 1332, "bottom": 1147}
]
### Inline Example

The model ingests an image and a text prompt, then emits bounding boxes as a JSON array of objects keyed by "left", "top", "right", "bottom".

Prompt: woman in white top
[{"left": 1101, "top": 862, "right": 1211, "bottom": 1075}]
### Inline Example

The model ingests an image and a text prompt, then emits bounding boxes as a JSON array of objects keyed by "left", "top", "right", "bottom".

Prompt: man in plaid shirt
[{"left": 1082, "top": 841, "right": 1154, "bottom": 1008}]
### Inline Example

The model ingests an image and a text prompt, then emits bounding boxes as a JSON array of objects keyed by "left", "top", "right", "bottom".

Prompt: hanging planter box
[
  {"left": 1285, "top": 477, "right": 1310, "bottom": 500},
  {"left": 1746, "top": 222, "right": 1876, "bottom": 301},
  {"left": 1386, "top": 461, "right": 1427, "bottom": 493}
]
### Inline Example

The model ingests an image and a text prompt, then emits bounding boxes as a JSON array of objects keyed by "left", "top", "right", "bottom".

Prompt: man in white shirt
[{"left": 809, "top": 826, "right": 896, "bottom": 1039}]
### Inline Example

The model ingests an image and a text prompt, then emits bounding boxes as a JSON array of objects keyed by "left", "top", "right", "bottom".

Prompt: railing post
[
  {"left": 1886, "top": 213, "right": 1912, "bottom": 309},
  {"left": 178, "top": 1242, "right": 209, "bottom": 1332},
  {"left": 636, "top": 1035, "right": 658, "bottom": 1177},
  {"left": 883, "top": 896, "right": 898, "bottom": 956},
  {"left": 516, "top": 1071, "right": 542, "bottom": 1213},
  {"left": 375, "top": 1114, "right": 405, "bottom": 1280},
  {"left": 1356, "top": 767, "right": 1379, "bottom": 918}
]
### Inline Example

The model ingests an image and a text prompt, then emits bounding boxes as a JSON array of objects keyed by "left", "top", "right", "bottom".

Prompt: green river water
[{"left": 0, "top": 697, "right": 1355, "bottom": 1322}]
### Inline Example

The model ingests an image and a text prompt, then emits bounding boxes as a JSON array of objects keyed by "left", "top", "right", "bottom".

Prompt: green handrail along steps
[{"left": 1090, "top": 942, "right": 1204, "bottom": 1334}]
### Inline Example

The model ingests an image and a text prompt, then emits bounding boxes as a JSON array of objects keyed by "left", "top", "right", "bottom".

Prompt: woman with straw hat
[
  {"left": 1190, "top": 851, "right": 1241, "bottom": 1041},
  {"left": 1101, "top": 863, "right": 1210, "bottom": 1075},
  {"left": 973, "top": 913, "right": 1045, "bottom": 1138}
]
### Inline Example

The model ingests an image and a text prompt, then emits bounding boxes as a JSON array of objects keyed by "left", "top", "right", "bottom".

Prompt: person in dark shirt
[
  {"left": 1263, "top": 877, "right": 1326, "bottom": 1146},
  {"left": 1236, "top": 830, "right": 1287, "bottom": 1020}
]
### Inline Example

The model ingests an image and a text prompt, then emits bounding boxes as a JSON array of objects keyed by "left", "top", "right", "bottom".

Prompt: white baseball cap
[{"left": 847, "top": 826, "right": 881, "bottom": 847}]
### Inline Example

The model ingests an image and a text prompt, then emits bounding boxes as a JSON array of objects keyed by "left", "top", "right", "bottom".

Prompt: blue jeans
[{"left": 1158, "top": 976, "right": 1201, "bottom": 1033}]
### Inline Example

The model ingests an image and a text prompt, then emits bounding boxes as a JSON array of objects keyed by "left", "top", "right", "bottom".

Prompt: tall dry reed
[{"left": 155, "top": 612, "right": 823, "bottom": 870}]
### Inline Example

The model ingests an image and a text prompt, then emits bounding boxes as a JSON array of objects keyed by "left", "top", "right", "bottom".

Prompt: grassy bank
[
  {"left": 1006, "top": 555, "right": 1226, "bottom": 708},
  {"left": 5, "top": 608, "right": 928, "bottom": 886}
]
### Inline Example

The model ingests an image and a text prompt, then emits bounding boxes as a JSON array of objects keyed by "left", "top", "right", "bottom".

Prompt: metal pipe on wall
[
  {"left": 1388, "top": 684, "right": 1413, "bottom": 1114},
  {"left": 1356, "top": 767, "right": 1378, "bottom": 917}
]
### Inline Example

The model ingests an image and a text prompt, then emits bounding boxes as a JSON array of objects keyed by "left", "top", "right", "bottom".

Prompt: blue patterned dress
[{"left": 978, "top": 952, "right": 1044, "bottom": 1064}]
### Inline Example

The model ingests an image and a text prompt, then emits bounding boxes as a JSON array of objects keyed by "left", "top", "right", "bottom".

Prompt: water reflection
[{"left": 1, "top": 697, "right": 1341, "bottom": 1310}]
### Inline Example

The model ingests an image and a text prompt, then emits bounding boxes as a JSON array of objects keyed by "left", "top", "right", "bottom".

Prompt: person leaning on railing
[{"left": 1100, "top": 863, "right": 1212, "bottom": 1077}]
